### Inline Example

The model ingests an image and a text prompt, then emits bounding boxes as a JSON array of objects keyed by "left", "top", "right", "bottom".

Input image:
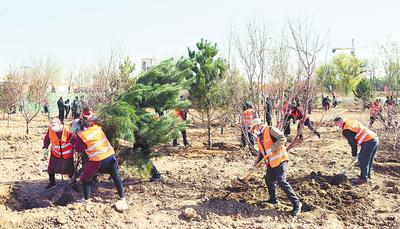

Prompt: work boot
[
  {"left": 266, "top": 198, "right": 279, "bottom": 204},
  {"left": 290, "top": 202, "right": 302, "bottom": 216},
  {"left": 46, "top": 181, "right": 56, "bottom": 190}
]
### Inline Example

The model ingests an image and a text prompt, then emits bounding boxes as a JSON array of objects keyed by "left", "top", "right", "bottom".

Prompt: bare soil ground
[{"left": 0, "top": 106, "right": 399, "bottom": 229}]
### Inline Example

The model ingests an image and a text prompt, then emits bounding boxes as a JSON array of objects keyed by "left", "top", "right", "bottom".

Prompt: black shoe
[
  {"left": 315, "top": 132, "right": 321, "bottom": 138},
  {"left": 150, "top": 176, "right": 162, "bottom": 182},
  {"left": 266, "top": 198, "right": 279, "bottom": 204},
  {"left": 46, "top": 181, "right": 56, "bottom": 190},
  {"left": 291, "top": 202, "right": 302, "bottom": 216}
]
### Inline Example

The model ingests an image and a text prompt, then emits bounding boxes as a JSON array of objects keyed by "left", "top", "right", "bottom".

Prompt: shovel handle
[{"left": 240, "top": 153, "right": 270, "bottom": 182}]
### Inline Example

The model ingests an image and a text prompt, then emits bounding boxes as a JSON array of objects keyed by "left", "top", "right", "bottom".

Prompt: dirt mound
[
  {"left": 291, "top": 171, "right": 363, "bottom": 212},
  {"left": 214, "top": 171, "right": 363, "bottom": 215}
]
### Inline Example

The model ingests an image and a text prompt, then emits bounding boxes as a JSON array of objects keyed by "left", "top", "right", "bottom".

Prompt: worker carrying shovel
[
  {"left": 334, "top": 117, "right": 379, "bottom": 185},
  {"left": 249, "top": 118, "right": 302, "bottom": 216},
  {"left": 42, "top": 118, "right": 75, "bottom": 190},
  {"left": 71, "top": 110, "right": 128, "bottom": 212}
]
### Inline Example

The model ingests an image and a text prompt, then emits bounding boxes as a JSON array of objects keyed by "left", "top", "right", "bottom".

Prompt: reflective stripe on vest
[
  {"left": 257, "top": 126, "right": 288, "bottom": 168},
  {"left": 343, "top": 120, "right": 377, "bottom": 145},
  {"left": 88, "top": 145, "right": 113, "bottom": 159},
  {"left": 78, "top": 125, "right": 115, "bottom": 161},
  {"left": 48, "top": 127, "right": 73, "bottom": 159}
]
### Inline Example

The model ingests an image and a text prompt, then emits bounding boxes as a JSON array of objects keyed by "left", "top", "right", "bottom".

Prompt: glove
[
  {"left": 351, "top": 156, "right": 358, "bottom": 163},
  {"left": 42, "top": 148, "right": 49, "bottom": 159}
]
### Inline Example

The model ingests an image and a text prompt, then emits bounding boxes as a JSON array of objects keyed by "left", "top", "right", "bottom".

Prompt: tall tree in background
[
  {"left": 236, "top": 22, "right": 270, "bottom": 111},
  {"left": 333, "top": 53, "right": 365, "bottom": 95},
  {"left": 380, "top": 40, "right": 400, "bottom": 97},
  {"left": 289, "top": 20, "right": 323, "bottom": 114},
  {"left": 315, "top": 63, "right": 337, "bottom": 92},
  {"left": 182, "top": 39, "right": 227, "bottom": 149}
]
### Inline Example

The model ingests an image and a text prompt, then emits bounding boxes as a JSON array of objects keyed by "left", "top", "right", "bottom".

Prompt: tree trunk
[
  {"left": 7, "top": 112, "right": 10, "bottom": 127},
  {"left": 207, "top": 108, "right": 212, "bottom": 149},
  {"left": 26, "top": 121, "right": 29, "bottom": 135}
]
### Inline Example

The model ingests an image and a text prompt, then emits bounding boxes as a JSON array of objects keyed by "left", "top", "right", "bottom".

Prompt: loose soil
[{"left": 0, "top": 107, "right": 399, "bottom": 228}]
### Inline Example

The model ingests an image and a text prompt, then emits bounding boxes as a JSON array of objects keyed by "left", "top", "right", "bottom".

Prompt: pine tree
[
  {"left": 96, "top": 59, "right": 190, "bottom": 149},
  {"left": 179, "top": 39, "right": 227, "bottom": 149}
]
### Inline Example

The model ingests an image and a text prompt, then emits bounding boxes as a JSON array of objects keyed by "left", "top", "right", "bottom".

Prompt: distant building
[{"left": 141, "top": 58, "right": 160, "bottom": 71}]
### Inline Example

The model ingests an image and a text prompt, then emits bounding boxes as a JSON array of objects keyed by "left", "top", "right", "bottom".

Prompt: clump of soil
[
  {"left": 214, "top": 171, "right": 364, "bottom": 216},
  {"left": 292, "top": 171, "right": 364, "bottom": 212}
]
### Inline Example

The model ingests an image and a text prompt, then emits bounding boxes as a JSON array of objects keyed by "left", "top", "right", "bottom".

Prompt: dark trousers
[
  {"left": 241, "top": 125, "right": 254, "bottom": 147},
  {"left": 82, "top": 155, "right": 124, "bottom": 199},
  {"left": 284, "top": 117, "right": 319, "bottom": 137},
  {"left": 173, "top": 130, "right": 188, "bottom": 146},
  {"left": 72, "top": 110, "right": 80, "bottom": 119},
  {"left": 265, "top": 114, "right": 272, "bottom": 126},
  {"left": 358, "top": 139, "right": 379, "bottom": 179},
  {"left": 65, "top": 107, "right": 70, "bottom": 119},
  {"left": 369, "top": 114, "right": 385, "bottom": 127},
  {"left": 265, "top": 161, "right": 299, "bottom": 205},
  {"left": 58, "top": 109, "right": 65, "bottom": 124}
]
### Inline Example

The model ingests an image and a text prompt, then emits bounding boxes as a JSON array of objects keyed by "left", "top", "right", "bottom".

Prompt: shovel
[
  {"left": 233, "top": 153, "right": 270, "bottom": 187},
  {"left": 51, "top": 156, "right": 83, "bottom": 206}
]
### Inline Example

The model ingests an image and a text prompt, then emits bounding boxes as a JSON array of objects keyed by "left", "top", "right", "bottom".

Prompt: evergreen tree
[
  {"left": 180, "top": 39, "right": 227, "bottom": 149},
  {"left": 354, "top": 78, "right": 374, "bottom": 102}
]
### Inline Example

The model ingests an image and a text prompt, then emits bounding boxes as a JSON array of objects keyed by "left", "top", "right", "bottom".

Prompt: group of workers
[
  {"left": 241, "top": 97, "right": 380, "bottom": 216},
  {"left": 42, "top": 91, "right": 382, "bottom": 217},
  {"left": 43, "top": 108, "right": 128, "bottom": 210}
]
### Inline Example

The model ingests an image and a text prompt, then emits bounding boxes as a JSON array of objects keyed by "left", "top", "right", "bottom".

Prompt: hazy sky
[{"left": 0, "top": 0, "right": 399, "bottom": 76}]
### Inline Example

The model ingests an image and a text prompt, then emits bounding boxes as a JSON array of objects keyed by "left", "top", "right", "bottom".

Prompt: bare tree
[
  {"left": 380, "top": 40, "right": 400, "bottom": 98},
  {"left": 20, "top": 60, "right": 58, "bottom": 134},
  {"left": 0, "top": 66, "right": 24, "bottom": 126},
  {"left": 236, "top": 22, "right": 271, "bottom": 113},
  {"left": 289, "top": 19, "right": 323, "bottom": 113},
  {"left": 83, "top": 50, "right": 135, "bottom": 110}
]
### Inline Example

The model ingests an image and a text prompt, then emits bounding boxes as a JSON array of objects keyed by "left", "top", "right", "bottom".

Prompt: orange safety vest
[
  {"left": 48, "top": 127, "right": 73, "bottom": 159},
  {"left": 77, "top": 125, "right": 115, "bottom": 161},
  {"left": 243, "top": 108, "right": 256, "bottom": 126},
  {"left": 343, "top": 120, "right": 377, "bottom": 145},
  {"left": 257, "top": 126, "right": 289, "bottom": 168}
]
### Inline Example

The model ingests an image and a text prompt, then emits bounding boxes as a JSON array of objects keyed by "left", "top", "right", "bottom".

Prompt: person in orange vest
[
  {"left": 42, "top": 118, "right": 75, "bottom": 190},
  {"left": 173, "top": 107, "right": 189, "bottom": 146},
  {"left": 249, "top": 118, "right": 302, "bottom": 216},
  {"left": 369, "top": 99, "right": 385, "bottom": 128},
  {"left": 241, "top": 102, "right": 258, "bottom": 148},
  {"left": 334, "top": 117, "right": 379, "bottom": 185},
  {"left": 71, "top": 114, "right": 127, "bottom": 209}
]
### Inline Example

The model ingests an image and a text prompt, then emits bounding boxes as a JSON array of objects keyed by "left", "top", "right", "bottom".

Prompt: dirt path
[{"left": 0, "top": 109, "right": 399, "bottom": 228}]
